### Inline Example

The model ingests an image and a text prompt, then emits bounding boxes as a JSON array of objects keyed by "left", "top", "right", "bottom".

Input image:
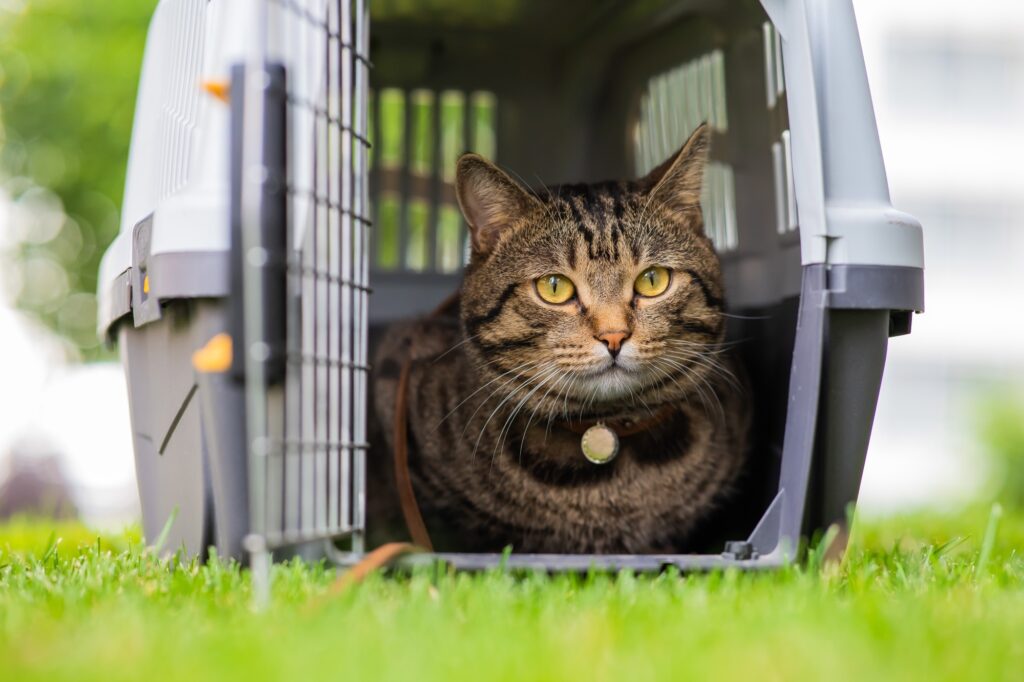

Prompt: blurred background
[{"left": 0, "top": 0, "right": 1021, "bottom": 528}]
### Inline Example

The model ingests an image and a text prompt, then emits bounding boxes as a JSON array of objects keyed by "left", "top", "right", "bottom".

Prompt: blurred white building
[{"left": 855, "top": 0, "right": 1024, "bottom": 511}]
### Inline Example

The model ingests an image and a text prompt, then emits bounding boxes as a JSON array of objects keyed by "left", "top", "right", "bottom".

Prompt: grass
[{"left": 1, "top": 507, "right": 1023, "bottom": 682}]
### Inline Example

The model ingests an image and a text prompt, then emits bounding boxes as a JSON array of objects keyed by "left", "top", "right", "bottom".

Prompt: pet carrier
[{"left": 98, "top": 0, "right": 923, "bottom": 575}]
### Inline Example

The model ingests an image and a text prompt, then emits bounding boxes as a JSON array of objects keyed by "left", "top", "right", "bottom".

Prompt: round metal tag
[{"left": 581, "top": 423, "right": 619, "bottom": 465}]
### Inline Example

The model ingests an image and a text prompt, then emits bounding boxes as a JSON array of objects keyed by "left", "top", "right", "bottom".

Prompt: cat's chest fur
[{"left": 370, "top": 313, "right": 749, "bottom": 554}]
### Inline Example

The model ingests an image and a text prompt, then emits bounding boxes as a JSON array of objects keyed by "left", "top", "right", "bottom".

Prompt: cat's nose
[{"left": 596, "top": 330, "right": 630, "bottom": 358}]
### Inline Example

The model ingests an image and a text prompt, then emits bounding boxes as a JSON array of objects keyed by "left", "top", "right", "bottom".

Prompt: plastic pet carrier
[{"left": 98, "top": 0, "right": 924, "bottom": 579}]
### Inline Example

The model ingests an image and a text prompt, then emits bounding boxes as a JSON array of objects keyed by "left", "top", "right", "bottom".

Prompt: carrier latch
[{"left": 722, "top": 540, "right": 758, "bottom": 561}]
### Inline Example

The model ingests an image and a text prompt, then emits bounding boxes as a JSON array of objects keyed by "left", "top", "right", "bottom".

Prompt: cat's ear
[
  {"left": 638, "top": 123, "right": 710, "bottom": 215},
  {"left": 456, "top": 153, "right": 542, "bottom": 254}
]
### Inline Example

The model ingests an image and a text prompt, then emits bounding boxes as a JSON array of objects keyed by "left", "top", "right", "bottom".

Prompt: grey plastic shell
[
  {"left": 762, "top": 0, "right": 924, "bottom": 272},
  {"left": 101, "top": 0, "right": 924, "bottom": 568},
  {"left": 119, "top": 301, "right": 222, "bottom": 556}
]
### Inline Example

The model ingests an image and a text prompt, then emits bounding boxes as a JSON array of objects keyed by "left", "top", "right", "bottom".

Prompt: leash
[
  {"left": 325, "top": 294, "right": 458, "bottom": 596},
  {"left": 324, "top": 542, "right": 425, "bottom": 595},
  {"left": 393, "top": 357, "right": 434, "bottom": 551},
  {"left": 390, "top": 290, "right": 461, "bottom": 552},
  {"left": 323, "top": 356, "right": 431, "bottom": 598}
]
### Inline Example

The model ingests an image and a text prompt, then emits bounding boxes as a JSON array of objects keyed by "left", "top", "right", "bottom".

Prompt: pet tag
[{"left": 581, "top": 423, "right": 619, "bottom": 464}]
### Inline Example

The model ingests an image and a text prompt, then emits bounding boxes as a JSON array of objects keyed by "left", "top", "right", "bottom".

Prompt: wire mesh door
[{"left": 236, "top": 0, "right": 371, "bottom": 596}]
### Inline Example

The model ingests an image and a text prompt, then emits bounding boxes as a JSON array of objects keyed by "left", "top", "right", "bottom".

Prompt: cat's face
[{"left": 457, "top": 125, "right": 726, "bottom": 419}]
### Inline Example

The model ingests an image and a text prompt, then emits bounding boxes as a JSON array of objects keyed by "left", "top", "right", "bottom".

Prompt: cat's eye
[
  {"left": 536, "top": 274, "right": 576, "bottom": 304},
  {"left": 634, "top": 266, "right": 671, "bottom": 297}
]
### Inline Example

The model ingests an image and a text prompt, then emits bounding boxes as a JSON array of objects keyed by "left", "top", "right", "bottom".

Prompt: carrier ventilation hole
[
  {"left": 633, "top": 49, "right": 737, "bottom": 253},
  {"left": 369, "top": 88, "right": 498, "bottom": 274},
  {"left": 152, "top": 0, "right": 206, "bottom": 202},
  {"left": 763, "top": 21, "right": 786, "bottom": 110},
  {"left": 771, "top": 129, "right": 798, "bottom": 234}
]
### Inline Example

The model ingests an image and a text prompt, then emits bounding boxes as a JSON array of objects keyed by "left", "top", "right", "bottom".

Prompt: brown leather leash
[
  {"left": 390, "top": 290, "right": 461, "bottom": 553},
  {"left": 325, "top": 294, "right": 458, "bottom": 595},
  {"left": 325, "top": 354, "right": 434, "bottom": 596},
  {"left": 394, "top": 357, "right": 434, "bottom": 551},
  {"left": 325, "top": 542, "right": 424, "bottom": 595}
]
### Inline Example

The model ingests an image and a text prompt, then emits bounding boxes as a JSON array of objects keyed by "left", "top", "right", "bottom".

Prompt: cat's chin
[{"left": 571, "top": 365, "right": 647, "bottom": 403}]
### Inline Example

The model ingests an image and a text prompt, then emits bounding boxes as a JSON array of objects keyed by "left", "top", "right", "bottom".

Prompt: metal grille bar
[{"left": 243, "top": 0, "right": 372, "bottom": 580}]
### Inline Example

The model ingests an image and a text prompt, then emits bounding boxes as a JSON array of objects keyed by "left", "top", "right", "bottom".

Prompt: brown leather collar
[{"left": 556, "top": 404, "right": 677, "bottom": 437}]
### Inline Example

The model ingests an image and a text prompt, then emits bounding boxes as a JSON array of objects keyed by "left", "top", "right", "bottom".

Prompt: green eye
[
  {"left": 634, "top": 266, "right": 671, "bottom": 297},
  {"left": 536, "top": 274, "right": 576, "bottom": 304}
]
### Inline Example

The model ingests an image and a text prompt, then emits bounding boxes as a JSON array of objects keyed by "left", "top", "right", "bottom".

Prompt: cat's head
[{"left": 456, "top": 124, "right": 725, "bottom": 419}]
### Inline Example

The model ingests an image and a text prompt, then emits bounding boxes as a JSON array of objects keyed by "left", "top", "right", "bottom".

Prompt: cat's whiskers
[
  {"left": 470, "top": 362, "right": 552, "bottom": 444},
  {"left": 458, "top": 362, "right": 541, "bottom": 441},
  {"left": 660, "top": 346, "right": 722, "bottom": 374},
  {"left": 671, "top": 336, "right": 745, "bottom": 354},
  {"left": 579, "top": 374, "right": 606, "bottom": 420},
  {"left": 494, "top": 366, "right": 557, "bottom": 456},
  {"left": 655, "top": 355, "right": 725, "bottom": 423},
  {"left": 469, "top": 367, "right": 544, "bottom": 458},
  {"left": 540, "top": 370, "right": 577, "bottom": 445},
  {"left": 631, "top": 379, "right": 656, "bottom": 417},
  {"left": 718, "top": 311, "right": 771, "bottom": 321},
  {"left": 647, "top": 359, "right": 711, "bottom": 418},
  {"left": 437, "top": 359, "right": 538, "bottom": 431},
  {"left": 489, "top": 364, "right": 562, "bottom": 468},
  {"left": 557, "top": 372, "right": 579, "bottom": 422},
  {"left": 432, "top": 332, "right": 482, "bottom": 363},
  {"left": 662, "top": 346, "right": 741, "bottom": 392},
  {"left": 647, "top": 360, "right": 722, "bottom": 419},
  {"left": 660, "top": 339, "right": 726, "bottom": 364},
  {"left": 512, "top": 366, "right": 569, "bottom": 462},
  {"left": 520, "top": 366, "right": 575, "bottom": 456}
]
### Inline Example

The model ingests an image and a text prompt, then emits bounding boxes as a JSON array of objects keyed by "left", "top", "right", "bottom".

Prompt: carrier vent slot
[
  {"left": 634, "top": 49, "right": 729, "bottom": 176},
  {"left": 369, "top": 88, "right": 498, "bottom": 274},
  {"left": 772, "top": 129, "right": 799, "bottom": 235},
  {"left": 763, "top": 21, "right": 786, "bottom": 109},
  {"left": 634, "top": 49, "right": 737, "bottom": 253},
  {"left": 151, "top": 0, "right": 205, "bottom": 202},
  {"left": 700, "top": 162, "right": 739, "bottom": 252}
]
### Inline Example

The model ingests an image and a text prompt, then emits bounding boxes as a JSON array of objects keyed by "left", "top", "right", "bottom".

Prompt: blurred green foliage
[
  {"left": 978, "top": 393, "right": 1024, "bottom": 510},
  {"left": 0, "top": 0, "right": 157, "bottom": 359}
]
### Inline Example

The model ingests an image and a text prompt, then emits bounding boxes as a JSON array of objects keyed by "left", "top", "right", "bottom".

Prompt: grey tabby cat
[{"left": 369, "top": 124, "right": 750, "bottom": 554}]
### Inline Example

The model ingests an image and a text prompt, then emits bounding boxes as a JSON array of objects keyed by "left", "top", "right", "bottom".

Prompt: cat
[{"left": 369, "top": 124, "right": 751, "bottom": 554}]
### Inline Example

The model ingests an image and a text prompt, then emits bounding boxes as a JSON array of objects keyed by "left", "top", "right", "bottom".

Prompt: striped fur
[{"left": 369, "top": 125, "right": 751, "bottom": 553}]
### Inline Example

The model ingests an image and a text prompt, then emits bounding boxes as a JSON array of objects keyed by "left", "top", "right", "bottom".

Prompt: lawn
[{"left": 1, "top": 507, "right": 1022, "bottom": 682}]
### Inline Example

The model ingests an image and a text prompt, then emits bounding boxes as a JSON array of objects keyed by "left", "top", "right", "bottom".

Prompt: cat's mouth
[
  {"left": 572, "top": 362, "right": 646, "bottom": 401},
  {"left": 575, "top": 359, "right": 628, "bottom": 377},
  {"left": 585, "top": 353, "right": 642, "bottom": 376}
]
